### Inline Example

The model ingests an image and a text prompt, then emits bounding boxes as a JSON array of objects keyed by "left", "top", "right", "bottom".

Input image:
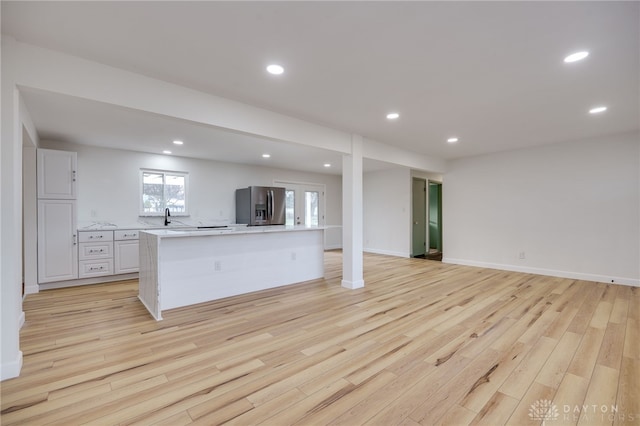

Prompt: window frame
[{"left": 139, "top": 169, "right": 189, "bottom": 217}]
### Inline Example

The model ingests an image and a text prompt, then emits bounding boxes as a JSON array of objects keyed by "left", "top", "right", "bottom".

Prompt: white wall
[
  {"left": 412, "top": 170, "right": 442, "bottom": 183},
  {"left": 39, "top": 141, "right": 343, "bottom": 249},
  {"left": 1, "top": 41, "right": 32, "bottom": 378},
  {"left": 22, "top": 144, "right": 38, "bottom": 295},
  {"left": 363, "top": 167, "right": 411, "bottom": 257},
  {"left": 443, "top": 132, "right": 640, "bottom": 286}
]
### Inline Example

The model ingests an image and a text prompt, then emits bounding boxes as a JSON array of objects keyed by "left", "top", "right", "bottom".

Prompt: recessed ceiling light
[
  {"left": 447, "top": 137, "right": 459, "bottom": 143},
  {"left": 172, "top": 140, "right": 183, "bottom": 145},
  {"left": 163, "top": 150, "right": 172, "bottom": 154},
  {"left": 266, "top": 64, "right": 284, "bottom": 75},
  {"left": 262, "top": 153, "right": 271, "bottom": 158},
  {"left": 589, "top": 106, "right": 607, "bottom": 114},
  {"left": 564, "top": 51, "right": 589, "bottom": 63},
  {"left": 386, "top": 113, "right": 400, "bottom": 120},
  {"left": 324, "top": 163, "right": 331, "bottom": 168}
]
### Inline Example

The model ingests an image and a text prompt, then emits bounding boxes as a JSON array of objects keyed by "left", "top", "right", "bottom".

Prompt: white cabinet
[
  {"left": 114, "top": 230, "right": 139, "bottom": 274},
  {"left": 37, "top": 148, "right": 78, "bottom": 284},
  {"left": 76, "top": 230, "right": 139, "bottom": 277},
  {"left": 37, "top": 200, "right": 78, "bottom": 283},
  {"left": 37, "top": 149, "right": 77, "bottom": 199},
  {"left": 115, "top": 240, "right": 139, "bottom": 274},
  {"left": 78, "top": 231, "right": 114, "bottom": 278}
]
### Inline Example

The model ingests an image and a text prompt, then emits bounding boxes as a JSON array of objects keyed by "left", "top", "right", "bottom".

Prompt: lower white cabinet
[
  {"left": 76, "top": 229, "right": 139, "bottom": 278},
  {"left": 114, "top": 230, "right": 139, "bottom": 274},
  {"left": 115, "top": 239, "right": 139, "bottom": 274},
  {"left": 38, "top": 200, "right": 78, "bottom": 283},
  {"left": 78, "top": 230, "right": 114, "bottom": 278}
]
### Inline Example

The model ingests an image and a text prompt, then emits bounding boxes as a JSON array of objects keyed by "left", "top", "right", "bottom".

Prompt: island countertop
[{"left": 142, "top": 224, "right": 326, "bottom": 238}]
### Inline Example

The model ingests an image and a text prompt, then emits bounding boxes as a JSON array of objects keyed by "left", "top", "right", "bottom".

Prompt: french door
[{"left": 275, "top": 181, "right": 325, "bottom": 227}]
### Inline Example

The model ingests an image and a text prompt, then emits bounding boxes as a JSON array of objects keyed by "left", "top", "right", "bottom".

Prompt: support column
[{"left": 342, "top": 134, "right": 364, "bottom": 289}]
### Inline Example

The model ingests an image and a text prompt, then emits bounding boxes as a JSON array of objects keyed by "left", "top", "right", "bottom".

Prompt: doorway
[
  {"left": 274, "top": 181, "right": 325, "bottom": 227},
  {"left": 428, "top": 181, "right": 443, "bottom": 259},
  {"left": 411, "top": 178, "right": 427, "bottom": 257}
]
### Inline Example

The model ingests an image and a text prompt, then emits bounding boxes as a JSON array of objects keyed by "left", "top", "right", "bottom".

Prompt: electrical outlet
[
  {"left": 214, "top": 261, "right": 221, "bottom": 271},
  {"left": 291, "top": 252, "right": 296, "bottom": 261},
  {"left": 90, "top": 209, "right": 97, "bottom": 218},
  {"left": 518, "top": 251, "right": 526, "bottom": 260}
]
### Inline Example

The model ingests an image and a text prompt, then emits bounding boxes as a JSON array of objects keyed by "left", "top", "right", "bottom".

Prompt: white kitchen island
[{"left": 138, "top": 225, "right": 325, "bottom": 320}]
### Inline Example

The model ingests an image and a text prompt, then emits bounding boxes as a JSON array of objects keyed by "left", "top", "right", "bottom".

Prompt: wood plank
[
  {"left": 506, "top": 381, "right": 557, "bottom": 425},
  {"left": 614, "top": 356, "right": 639, "bottom": 426},
  {"left": 469, "top": 391, "right": 519, "bottom": 426},
  {"left": 578, "top": 364, "right": 619, "bottom": 426},
  {"left": 535, "top": 331, "right": 582, "bottom": 389},
  {"left": 566, "top": 327, "right": 606, "bottom": 380},
  {"left": 498, "top": 336, "right": 558, "bottom": 399},
  {"left": 554, "top": 372, "right": 590, "bottom": 426}
]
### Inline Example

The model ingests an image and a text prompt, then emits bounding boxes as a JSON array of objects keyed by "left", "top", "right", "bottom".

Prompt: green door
[
  {"left": 412, "top": 178, "right": 427, "bottom": 257},
  {"left": 428, "top": 182, "right": 442, "bottom": 252}
]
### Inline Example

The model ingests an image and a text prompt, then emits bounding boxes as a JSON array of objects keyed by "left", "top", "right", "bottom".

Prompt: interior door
[{"left": 412, "top": 178, "right": 427, "bottom": 257}]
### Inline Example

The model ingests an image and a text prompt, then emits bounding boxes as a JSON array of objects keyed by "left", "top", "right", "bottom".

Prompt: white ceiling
[
  {"left": 18, "top": 87, "right": 349, "bottom": 174},
  {"left": 3, "top": 1, "right": 639, "bottom": 171}
]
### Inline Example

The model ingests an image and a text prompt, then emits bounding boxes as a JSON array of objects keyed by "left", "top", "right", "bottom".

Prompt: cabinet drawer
[
  {"left": 79, "top": 241, "right": 113, "bottom": 260},
  {"left": 79, "top": 231, "right": 113, "bottom": 242},
  {"left": 114, "top": 230, "right": 140, "bottom": 240},
  {"left": 79, "top": 259, "right": 114, "bottom": 278}
]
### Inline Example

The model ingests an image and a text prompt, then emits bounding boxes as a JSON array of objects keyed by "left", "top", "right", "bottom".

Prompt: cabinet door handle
[
  {"left": 72, "top": 170, "right": 77, "bottom": 182},
  {"left": 73, "top": 234, "right": 77, "bottom": 245}
]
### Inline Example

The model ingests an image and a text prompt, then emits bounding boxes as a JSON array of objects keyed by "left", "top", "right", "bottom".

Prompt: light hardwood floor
[{"left": 2, "top": 252, "right": 638, "bottom": 425}]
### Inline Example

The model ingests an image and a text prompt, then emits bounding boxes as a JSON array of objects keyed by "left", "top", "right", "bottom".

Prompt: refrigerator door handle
[
  {"left": 270, "top": 190, "right": 274, "bottom": 219},
  {"left": 266, "top": 190, "right": 271, "bottom": 221}
]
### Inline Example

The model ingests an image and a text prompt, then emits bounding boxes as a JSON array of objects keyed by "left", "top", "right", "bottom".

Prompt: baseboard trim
[
  {"left": 0, "top": 351, "right": 23, "bottom": 381},
  {"left": 18, "top": 311, "right": 25, "bottom": 329},
  {"left": 25, "top": 284, "right": 39, "bottom": 295},
  {"left": 442, "top": 257, "right": 640, "bottom": 287},
  {"left": 39, "top": 273, "right": 139, "bottom": 290},
  {"left": 324, "top": 244, "right": 342, "bottom": 251},
  {"left": 341, "top": 279, "right": 365, "bottom": 289},
  {"left": 364, "top": 248, "right": 409, "bottom": 258}
]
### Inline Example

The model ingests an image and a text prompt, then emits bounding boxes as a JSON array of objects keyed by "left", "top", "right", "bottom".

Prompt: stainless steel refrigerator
[{"left": 235, "top": 186, "right": 286, "bottom": 225}]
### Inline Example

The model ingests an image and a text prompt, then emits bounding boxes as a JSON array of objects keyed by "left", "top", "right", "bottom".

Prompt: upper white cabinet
[{"left": 37, "top": 149, "right": 77, "bottom": 199}]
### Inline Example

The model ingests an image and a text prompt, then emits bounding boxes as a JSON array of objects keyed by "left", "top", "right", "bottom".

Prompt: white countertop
[
  {"left": 142, "top": 225, "right": 326, "bottom": 238},
  {"left": 77, "top": 219, "right": 233, "bottom": 231}
]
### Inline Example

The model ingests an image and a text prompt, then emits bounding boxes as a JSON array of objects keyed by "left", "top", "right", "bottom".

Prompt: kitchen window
[{"left": 140, "top": 169, "right": 188, "bottom": 216}]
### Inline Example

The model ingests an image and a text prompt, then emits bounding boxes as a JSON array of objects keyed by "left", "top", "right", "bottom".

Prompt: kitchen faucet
[{"left": 164, "top": 207, "right": 171, "bottom": 226}]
